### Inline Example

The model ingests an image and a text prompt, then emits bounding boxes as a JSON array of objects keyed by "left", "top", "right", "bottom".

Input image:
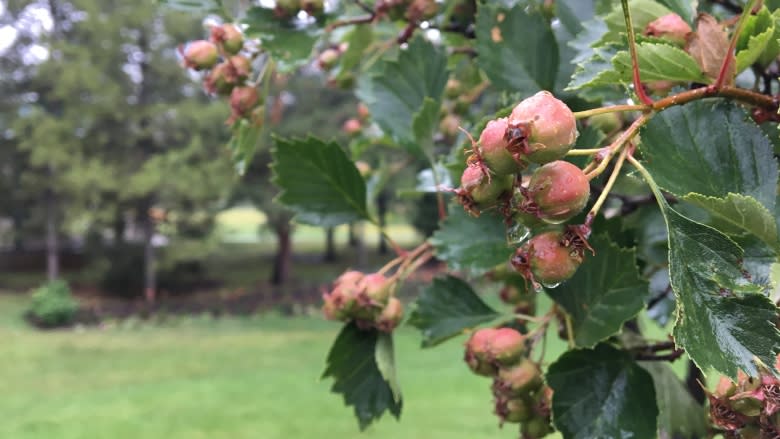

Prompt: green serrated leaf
[
  {"left": 336, "top": 25, "right": 373, "bottom": 78},
  {"left": 375, "top": 333, "right": 401, "bottom": 403},
  {"left": 547, "top": 235, "right": 648, "bottom": 347},
  {"left": 684, "top": 193, "right": 780, "bottom": 252},
  {"left": 475, "top": 2, "right": 558, "bottom": 93},
  {"left": 243, "top": 7, "right": 319, "bottom": 73},
  {"left": 567, "top": 43, "right": 624, "bottom": 92},
  {"left": 548, "top": 344, "right": 658, "bottom": 439},
  {"left": 736, "top": 6, "right": 775, "bottom": 73},
  {"left": 612, "top": 42, "right": 707, "bottom": 83},
  {"left": 408, "top": 276, "right": 500, "bottom": 348},
  {"left": 655, "top": 0, "right": 697, "bottom": 23},
  {"left": 662, "top": 202, "right": 780, "bottom": 378},
  {"left": 322, "top": 323, "right": 401, "bottom": 430},
  {"left": 355, "top": 37, "right": 447, "bottom": 153},
  {"left": 640, "top": 362, "right": 708, "bottom": 439},
  {"left": 758, "top": 10, "right": 780, "bottom": 66},
  {"left": 271, "top": 136, "right": 370, "bottom": 227},
  {"left": 604, "top": 0, "right": 673, "bottom": 40},
  {"left": 429, "top": 206, "right": 513, "bottom": 275},
  {"left": 226, "top": 119, "right": 262, "bottom": 175},
  {"left": 411, "top": 97, "right": 440, "bottom": 159},
  {"left": 641, "top": 99, "right": 779, "bottom": 211}
]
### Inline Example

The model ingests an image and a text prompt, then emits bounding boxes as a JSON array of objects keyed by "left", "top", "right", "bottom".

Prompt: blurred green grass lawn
[
  {"left": 0, "top": 206, "right": 679, "bottom": 438},
  {"left": 0, "top": 293, "right": 532, "bottom": 439}
]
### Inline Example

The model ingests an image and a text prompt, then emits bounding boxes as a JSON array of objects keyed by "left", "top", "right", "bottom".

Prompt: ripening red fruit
[
  {"left": 360, "top": 273, "right": 393, "bottom": 305},
  {"left": 375, "top": 297, "right": 403, "bottom": 332},
  {"left": 460, "top": 164, "right": 513, "bottom": 208},
  {"left": 342, "top": 118, "right": 362, "bottom": 136},
  {"left": 644, "top": 13, "right": 691, "bottom": 46},
  {"left": 211, "top": 23, "right": 244, "bottom": 55},
  {"left": 480, "top": 118, "right": 526, "bottom": 176},
  {"left": 526, "top": 231, "right": 584, "bottom": 285},
  {"left": 228, "top": 55, "right": 251, "bottom": 79},
  {"left": 528, "top": 160, "right": 590, "bottom": 224},
  {"left": 182, "top": 40, "right": 218, "bottom": 70},
  {"left": 205, "top": 63, "right": 235, "bottom": 95},
  {"left": 509, "top": 91, "right": 578, "bottom": 164},
  {"left": 357, "top": 103, "right": 370, "bottom": 120},
  {"left": 493, "top": 358, "right": 543, "bottom": 397},
  {"left": 489, "top": 328, "right": 526, "bottom": 366},
  {"left": 229, "top": 86, "right": 260, "bottom": 122},
  {"left": 464, "top": 328, "right": 498, "bottom": 376}
]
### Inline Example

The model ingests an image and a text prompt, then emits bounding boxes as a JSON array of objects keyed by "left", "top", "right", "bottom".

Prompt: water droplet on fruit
[
  {"left": 540, "top": 281, "right": 560, "bottom": 289},
  {"left": 506, "top": 222, "right": 530, "bottom": 245}
]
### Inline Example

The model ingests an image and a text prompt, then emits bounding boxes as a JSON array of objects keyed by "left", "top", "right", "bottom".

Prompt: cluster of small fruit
[
  {"left": 180, "top": 23, "right": 263, "bottom": 126},
  {"left": 464, "top": 327, "right": 553, "bottom": 438},
  {"left": 708, "top": 359, "right": 780, "bottom": 438},
  {"left": 322, "top": 270, "right": 404, "bottom": 333},
  {"left": 456, "top": 91, "right": 591, "bottom": 288}
]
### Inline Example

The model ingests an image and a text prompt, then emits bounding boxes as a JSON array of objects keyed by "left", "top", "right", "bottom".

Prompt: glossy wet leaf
[
  {"left": 408, "top": 276, "right": 500, "bottom": 348},
  {"left": 548, "top": 344, "right": 658, "bottom": 439}
]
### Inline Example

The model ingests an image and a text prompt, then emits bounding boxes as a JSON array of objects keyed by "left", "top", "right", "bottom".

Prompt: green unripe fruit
[
  {"left": 495, "top": 397, "right": 533, "bottom": 423},
  {"left": 479, "top": 117, "right": 526, "bottom": 176},
  {"left": 509, "top": 91, "right": 578, "bottom": 164},
  {"left": 589, "top": 112, "right": 621, "bottom": 134},
  {"left": 526, "top": 231, "right": 583, "bottom": 285},
  {"left": 521, "top": 417, "right": 553, "bottom": 438},
  {"left": 459, "top": 165, "right": 513, "bottom": 208},
  {"left": 445, "top": 78, "right": 462, "bottom": 99},
  {"left": 493, "top": 358, "right": 543, "bottom": 397},
  {"left": 529, "top": 161, "right": 590, "bottom": 224}
]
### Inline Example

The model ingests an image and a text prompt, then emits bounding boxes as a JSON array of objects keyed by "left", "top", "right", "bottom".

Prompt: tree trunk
[
  {"left": 271, "top": 220, "right": 292, "bottom": 285},
  {"left": 113, "top": 208, "right": 126, "bottom": 245},
  {"left": 45, "top": 189, "right": 59, "bottom": 281},
  {"left": 142, "top": 211, "right": 157, "bottom": 302},
  {"left": 352, "top": 222, "right": 366, "bottom": 269},
  {"left": 348, "top": 222, "right": 358, "bottom": 247},
  {"left": 377, "top": 191, "right": 389, "bottom": 255},
  {"left": 11, "top": 209, "right": 24, "bottom": 252},
  {"left": 324, "top": 227, "right": 337, "bottom": 262}
]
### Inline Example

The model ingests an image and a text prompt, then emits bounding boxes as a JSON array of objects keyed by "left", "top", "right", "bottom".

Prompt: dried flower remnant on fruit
[
  {"left": 480, "top": 117, "right": 526, "bottom": 176},
  {"left": 507, "top": 91, "right": 578, "bottom": 164},
  {"left": 456, "top": 164, "right": 513, "bottom": 216},
  {"left": 512, "top": 231, "right": 585, "bottom": 287},
  {"left": 210, "top": 23, "right": 244, "bottom": 55}
]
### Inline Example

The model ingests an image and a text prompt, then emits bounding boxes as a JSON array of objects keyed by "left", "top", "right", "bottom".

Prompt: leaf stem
[
  {"left": 585, "top": 114, "right": 648, "bottom": 181},
  {"left": 573, "top": 104, "right": 648, "bottom": 119},
  {"left": 585, "top": 146, "right": 629, "bottom": 225},
  {"left": 627, "top": 155, "right": 668, "bottom": 207},
  {"left": 714, "top": 0, "right": 758, "bottom": 89},
  {"left": 621, "top": 0, "right": 654, "bottom": 106},
  {"left": 566, "top": 148, "right": 605, "bottom": 156},
  {"left": 565, "top": 314, "right": 575, "bottom": 348}
]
